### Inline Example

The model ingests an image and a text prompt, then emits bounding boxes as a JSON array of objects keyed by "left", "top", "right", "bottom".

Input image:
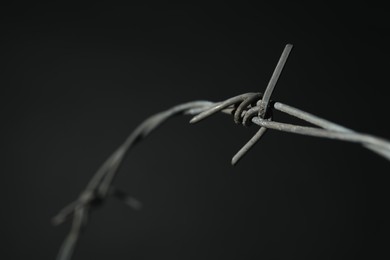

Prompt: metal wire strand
[
  {"left": 252, "top": 117, "right": 390, "bottom": 148},
  {"left": 53, "top": 101, "right": 215, "bottom": 260},
  {"left": 273, "top": 102, "right": 390, "bottom": 160},
  {"left": 53, "top": 45, "right": 390, "bottom": 260},
  {"left": 189, "top": 93, "right": 257, "bottom": 124},
  {"left": 56, "top": 207, "right": 86, "bottom": 260}
]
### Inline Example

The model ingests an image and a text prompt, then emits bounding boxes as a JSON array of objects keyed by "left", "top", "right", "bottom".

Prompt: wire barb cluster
[{"left": 53, "top": 44, "right": 390, "bottom": 260}]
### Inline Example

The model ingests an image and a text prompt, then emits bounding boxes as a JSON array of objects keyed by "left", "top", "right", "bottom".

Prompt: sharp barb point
[{"left": 259, "top": 44, "right": 293, "bottom": 118}]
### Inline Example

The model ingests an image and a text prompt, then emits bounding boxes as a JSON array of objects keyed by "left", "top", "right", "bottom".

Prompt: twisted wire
[
  {"left": 53, "top": 44, "right": 390, "bottom": 260},
  {"left": 190, "top": 94, "right": 390, "bottom": 163}
]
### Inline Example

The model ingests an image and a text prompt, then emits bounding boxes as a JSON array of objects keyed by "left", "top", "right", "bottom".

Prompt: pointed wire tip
[
  {"left": 231, "top": 156, "right": 239, "bottom": 166},
  {"left": 231, "top": 127, "right": 268, "bottom": 166},
  {"left": 189, "top": 116, "right": 201, "bottom": 124},
  {"left": 231, "top": 144, "right": 250, "bottom": 166}
]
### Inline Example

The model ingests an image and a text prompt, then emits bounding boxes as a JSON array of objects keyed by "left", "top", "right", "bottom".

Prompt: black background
[{"left": 1, "top": 2, "right": 389, "bottom": 260}]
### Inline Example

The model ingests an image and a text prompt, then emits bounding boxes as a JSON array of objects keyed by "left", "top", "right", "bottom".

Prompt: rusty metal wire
[{"left": 53, "top": 44, "right": 390, "bottom": 260}]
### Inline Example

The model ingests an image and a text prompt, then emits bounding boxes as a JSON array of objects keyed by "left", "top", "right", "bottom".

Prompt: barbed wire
[{"left": 52, "top": 44, "right": 390, "bottom": 260}]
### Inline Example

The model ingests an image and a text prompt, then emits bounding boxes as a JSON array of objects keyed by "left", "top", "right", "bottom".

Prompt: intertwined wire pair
[{"left": 53, "top": 44, "right": 390, "bottom": 260}]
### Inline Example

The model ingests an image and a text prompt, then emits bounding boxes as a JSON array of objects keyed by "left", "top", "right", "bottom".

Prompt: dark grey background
[{"left": 1, "top": 3, "right": 389, "bottom": 260}]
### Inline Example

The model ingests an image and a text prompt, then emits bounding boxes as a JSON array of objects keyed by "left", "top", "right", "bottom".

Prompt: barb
[
  {"left": 259, "top": 44, "right": 293, "bottom": 119},
  {"left": 189, "top": 94, "right": 390, "bottom": 162},
  {"left": 235, "top": 44, "right": 293, "bottom": 164},
  {"left": 53, "top": 44, "right": 390, "bottom": 260}
]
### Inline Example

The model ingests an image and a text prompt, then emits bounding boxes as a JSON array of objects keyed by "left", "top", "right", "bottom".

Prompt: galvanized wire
[
  {"left": 53, "top": 44, "right": 390, "bottom": 260},
  {"left": 189, "top": 94, "right": 390, "bottom": 164}
]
